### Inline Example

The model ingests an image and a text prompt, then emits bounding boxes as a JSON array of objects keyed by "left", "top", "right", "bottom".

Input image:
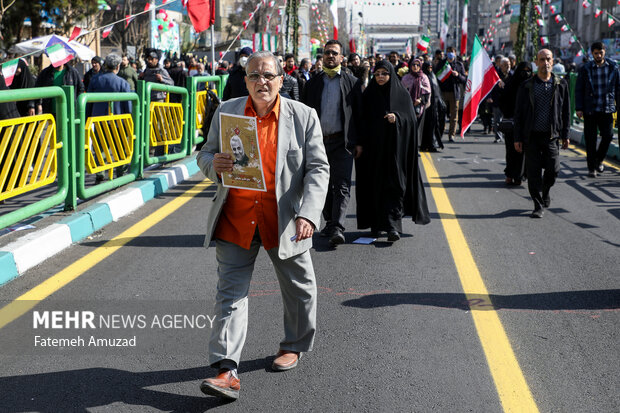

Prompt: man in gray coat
[{"left": 197, "top": 51, "right": 329, "bottom": 400}]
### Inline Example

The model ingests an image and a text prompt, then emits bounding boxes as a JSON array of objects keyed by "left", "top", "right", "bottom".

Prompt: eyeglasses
[
  {"left": 324, "top": 50, "right": 340, "bottom": 56},
  {"left": 247, "top": 72, "right": 279, "bottom": 82},
  {"left": 374, "top": 71, "right": 389, "bottom": 77}
]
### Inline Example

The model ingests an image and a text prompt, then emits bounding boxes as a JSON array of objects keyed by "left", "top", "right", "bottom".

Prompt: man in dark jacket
[
  {"left": 301, "top": 39, "right": 363, "bottom": 246},
  {"left": 514, "top": 49, "right": 570, "bottom": 218},
  {"left": 118, "top": 54, "right": 139, "bottom": 91},
  {"left": 35, "top": 61, "right": 84, "bottom": 114},
  {"left": 138, "top": 48, "right": 174, "bottom": 102},
  {"left": 222, "top": 47, "right": 252, "bottom": 101},
  {"left": 575, "top": 41, "right": 620, "bottom": 177},
  {"left": 87, "top": 54, "right": 132, "bottom": 117},
  {"left": 435, "top": 47, "right": 467, "bottom": 142}
]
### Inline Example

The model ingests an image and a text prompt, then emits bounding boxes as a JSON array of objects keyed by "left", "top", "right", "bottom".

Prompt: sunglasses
[
  {"left": 374, "top": 71, "right": 389, "bottom": 77},
  {"left": 247, "top": 72, "right": 279, "bottom": 82}
]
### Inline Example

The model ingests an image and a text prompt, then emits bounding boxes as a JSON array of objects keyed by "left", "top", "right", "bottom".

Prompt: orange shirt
[{"left": 214, "top": 95, "right": 280, "bottom": 250}]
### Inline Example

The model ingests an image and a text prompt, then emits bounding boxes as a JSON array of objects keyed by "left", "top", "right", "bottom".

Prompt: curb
[
  {"left": 568, "top": 124, "right": 620, "bottom": 161},
  {"left": 0, "top": 157, "right": 202, "bottom": 287}
]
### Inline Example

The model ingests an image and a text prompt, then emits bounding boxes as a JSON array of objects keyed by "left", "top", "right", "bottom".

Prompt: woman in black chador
[{"left": 355, "top": 60, "right": 431, "bottom": 242}]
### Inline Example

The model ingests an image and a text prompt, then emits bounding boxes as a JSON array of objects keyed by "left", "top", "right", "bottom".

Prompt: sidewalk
[{"left": 0, "top": 156, "right": 203, "bottom": 287}]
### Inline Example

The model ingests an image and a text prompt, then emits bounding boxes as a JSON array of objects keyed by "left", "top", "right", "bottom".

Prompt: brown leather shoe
[
  {"left": 200, "top": 369, "right": 240, "bottom": 400},
  {"left": 272, "top": 350, "right": 300, "bottom": 371}
]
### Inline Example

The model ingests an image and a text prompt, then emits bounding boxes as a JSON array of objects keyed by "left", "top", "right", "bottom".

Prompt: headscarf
[{"left": 408, "top": 58, "right": 431, "bottom": 102}]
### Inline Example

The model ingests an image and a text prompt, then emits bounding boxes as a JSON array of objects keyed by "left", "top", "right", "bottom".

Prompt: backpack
[{"left": 196, "top": 89, "right": 221, "bottom": 151}]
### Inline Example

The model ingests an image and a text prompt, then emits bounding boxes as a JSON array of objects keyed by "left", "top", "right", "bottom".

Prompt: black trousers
[
  {"left": 583, "top": 112, "right": 614, "bottom": 172},
  {"left": 503, "top": 126, "right": 525, "bottom": 180},
  {"left": 525, "top": 132, "right": 560, "bottom": 210},
  {"left": 322, "top": 136, "right": 353, "bottom": 231}
]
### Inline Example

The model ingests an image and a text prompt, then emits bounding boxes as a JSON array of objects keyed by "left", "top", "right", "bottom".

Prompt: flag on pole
[
  {"left": 569, "top": 35, "right": 577, "bottom": 45},
  {"left": 594, "top": 8, "right": 602, "bottom": 18},
  {"left": 125, "top": 15, "right": 135, "bottom": 28},
  {"left": 329, "top": 0, "right": 338, "bottom": 39},
  {"left": 554, "top": 15, "right": 562, "bottom": 23},
  {"left": 461, "top": 0, "right": 468, "bottom": 56},
  {"left": 68, "top": 26, "right": 83, "bottom": 42},
  {"left": 46, "top": 43, "right": 75, "bottom": 68},
  {"left": 102, "top": 25, "right": 113, "bottom": 39},
  {"left": 540, "top": 36, "right": 549, "bottom": 46},
  {"left": 440, "top": 10, "right": 449, "bottom": 50},
  {"left": 537, "top": 19, "right": 545, "bottom": 27},
  {"left": 1, "top": 59, "right": 19, "bottom": 87},
  {"left": 187, "top": 0, "right": 216, "bottom": 32},
  {"left": 560, "top": 24, "right": 570, "bottom": 32},
  {"left": 144, "top": 3, "right": 154, "bottom": 12},
  {"left": 549, "top": 5, "right": 557, "bottom": 14},
  {"left": 460, "top": 36, "right": 500, "bottom": 138},
  {"left": 417, "top": 35, "right": 430, "bottom": 52},
  {"left": 609, "top": 16, "right": 615, "bottom": 27},
  {"left": 581, "top": 0, "right": 591, "bottom": 8},
  {"left": 534, "top": 5, "right": 542, "bottom": 15},
  {"left": 436, "top": 60, "right": 452, "bottom": 82}
]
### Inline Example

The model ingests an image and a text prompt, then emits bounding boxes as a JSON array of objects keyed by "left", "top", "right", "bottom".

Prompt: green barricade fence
[
  {"left": 74, "top": 92, "right": 141, "bottom": 204},
  {"left": 186, "top": 75, "right": 224, "bottom": 155},
  {"left": 0, "top": 86, "right": 70, "bottom": 229},
  {"left": 137, "top": 80, "right": 189, "bottom": 166}
]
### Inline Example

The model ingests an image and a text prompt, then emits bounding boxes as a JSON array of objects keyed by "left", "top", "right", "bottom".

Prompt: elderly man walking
[
  {"left": 197, "top": 51, "right": 329, "bottom": 400},
  {"left": 301, "top": 39, "right": 363, "bottom": 246},
  {"left": 514, "top": 49, "right": 570, "bottom": 218},
  {"left": 575, "top": 41, "right": 620, "bottom": 178}
]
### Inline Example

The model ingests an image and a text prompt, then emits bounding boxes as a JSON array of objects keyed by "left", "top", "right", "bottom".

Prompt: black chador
[{"left": 355, "top": 60, "right": 430, "bottom": 235}]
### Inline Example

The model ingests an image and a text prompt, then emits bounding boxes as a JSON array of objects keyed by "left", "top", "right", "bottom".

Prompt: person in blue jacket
[{"left": 87, "top": 54, "right": 132, "bottom": 117}]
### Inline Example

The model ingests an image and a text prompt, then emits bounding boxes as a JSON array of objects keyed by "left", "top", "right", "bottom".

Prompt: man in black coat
[
  {"left": 34, "top": 61, "right": 84, "bottom": 114},
  {"left": 514, "top": 49, "right": 570, "bottom": 218},
  {"left": 222, "top": 47, "right": 252, "bottom": 101},
  {"left": 301, "top": 39, "right": 363, "bottom": 246},
  {"left": 435, "top": 47, "right": 466, "bottom": 142}
]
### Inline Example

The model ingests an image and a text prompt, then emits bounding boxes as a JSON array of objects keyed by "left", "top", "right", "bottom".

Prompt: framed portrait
[{"left": 219, "top": 113, "right": 267, "bottom": 191}]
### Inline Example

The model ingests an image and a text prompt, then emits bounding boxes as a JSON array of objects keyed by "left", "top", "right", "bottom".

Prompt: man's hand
[
  {"left": 384, "top": 113, "right": 396, "bottom": 124},
  {"left": 452, "top": 70, "right": 459, "bottom": 77},
  {"left": 354, "top": 145, "right": 363, "bottom": 159},
  {"left": 514, "top": 142, "right": 523, "bottom": 153},
  {"left": 213, "top": 153, "right": 234, "bottom": 173},
  {"left": 295, "top": 217, "right": 314, "bottom": 242},
  {"left": 576, "top": 111, "right": 583, "bottom": 119},
  {"left": 498, "top": 80, "right": 505, "bottom": 88},
  {"left": 37, "top": 104, "right": 43, "bottom": 115},
  {"left": 28, "top": 108, "right": 35, "bottom": 116},
  {"left": 561, "top": 138, "right": 569, "bottom": 149},
  {"left": 155, "top": 74, "right": 163, "bottom": 82}
]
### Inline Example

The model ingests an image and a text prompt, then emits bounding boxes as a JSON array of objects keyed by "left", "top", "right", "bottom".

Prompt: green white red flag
[
  {"left": 46, "top": 43, "right": 74, "bottom": 68},
  {"left": 460, "top": 36, "right": 500, "bottom": 138},
  {"left": 330, "top": 0, "right": 338, "bottom": 39},
  {"left": 436, "top": 60, "right": 452, "bottom": 82},
  {"left": 440, "top": 10, "right": 449, "bottom": 50},
  {"left": 1, "top": 59, "right": 18, "bottom": 87},
  {"left": 417, "top": 35, "right": 430, "bottom": 52}
]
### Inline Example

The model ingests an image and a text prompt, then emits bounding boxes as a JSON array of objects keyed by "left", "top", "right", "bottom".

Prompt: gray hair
[
  {"left": 245, "top": 51, "right": 283, "bottom": 75},
  {"left": 104, "top": 53, "right": 122, "bottom": 71},
  {"left": 500, "top": 57, "right": 510, "bottom": 65}
]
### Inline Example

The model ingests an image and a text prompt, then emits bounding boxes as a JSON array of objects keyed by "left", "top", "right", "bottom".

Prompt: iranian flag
[
  {"left": 417, "top": 35, "right": 430, "bottom": 52},
  {"left": 534, "top": 5, "right": 542, "bottom": 15},
  {"left": 549, "top": 5, "right": 557, "bottom": 14},
  {"left": 436, "top": 60, "right": 452, "bottom": 82},
  {"left": 46, "top": 43, "right": 74, "bottom": 67},
  {"left": 460, "top": 36, "right": 499, "bottom": 138},
  {"left": 1, "top": 59, "right": 18, "bottom": 87},
  {"left": 330, "top": 0, "right": 338, "bottom": 39},
  {"left": 609, "top": 16, "right": 615, "bottom": 27},
  {"left": 68, "top": 26, "right": 83, "bottom": 42},
  {"left": 540, "top": 36, "right": 549, "bottom": 46},
  {"left": 537, "top": 19, "right": 545, "bottom": 27},
  {"left": 582, "top": 0, "right": 591, "bottom": 8},
  {"left": 594, "top": 8, "right": 602, "bottom": 18},
  {"left": 560, "top": 24, "right": 570, "bottom": 32},
  {"left": 461, "top": 0, "right": 468, "bottom": 56},
  {"left": 102, "top": 25, "right": 113, "bottom": 39},
  {"left": 554, "top": 15, "right": 562, "bottom": 23},
  {"left": 440, "top": 10, "right": 449, "bottom": 50}
]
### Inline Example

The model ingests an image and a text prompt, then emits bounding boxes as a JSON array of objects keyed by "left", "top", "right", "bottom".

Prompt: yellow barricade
[
  {"left": 196, "top": 90, "right": 207, "bottom": 129},
  {"left": 149, "top": 102, "right": 183, "bottom": 153},
  {"left": 85, "top": 114, "right": 135, "bottom": 175},
  {"left": 0, "top": 115, "right": 60, "bottom": 201},
  {"left": 613, "top": 112, "right": 617, "bottom": 129}
]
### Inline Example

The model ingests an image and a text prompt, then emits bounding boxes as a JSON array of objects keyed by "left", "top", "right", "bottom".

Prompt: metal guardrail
[
  {"left": 186, "top": 75, "right": 224, "bottom": 154},
  {"left": 0, "top": 86, "right": 70, "bottom": 229}
]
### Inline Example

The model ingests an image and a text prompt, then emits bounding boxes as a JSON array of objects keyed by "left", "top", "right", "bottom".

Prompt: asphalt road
[{"left": 0, "top": 128, "right": 618, "bottom": 412}]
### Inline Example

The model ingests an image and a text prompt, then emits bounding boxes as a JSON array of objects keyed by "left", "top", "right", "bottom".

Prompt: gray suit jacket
[{"left": 197, "top": 96, "right": 330, "bottom": 260}]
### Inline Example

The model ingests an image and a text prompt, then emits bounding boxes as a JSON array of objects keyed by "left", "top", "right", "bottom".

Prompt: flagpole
[{"left": 211, "top": 25, "right": 216, "bottom": 72}]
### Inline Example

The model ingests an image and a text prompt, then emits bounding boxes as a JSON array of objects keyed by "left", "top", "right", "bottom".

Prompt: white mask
[{"left": 239, "top": 56, "right": 248, "bottom": 68}]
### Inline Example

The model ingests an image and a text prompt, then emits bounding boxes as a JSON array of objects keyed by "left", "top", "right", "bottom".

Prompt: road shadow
[
  {"left": 0, "top": 357, "right": 268, "bottom": 412},
  {"left": 429, "top": 209, "right": 532, "bottom": 220},
  {"left": 341, "top": 289, "right": 620, "bottom": 312},
  {"left": 312, "top": 231, "right": 413, "bottom": 252}
]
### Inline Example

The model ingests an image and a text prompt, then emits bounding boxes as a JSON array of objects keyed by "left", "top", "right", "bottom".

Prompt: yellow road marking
[
  {"left": 420, "top": 152, "right": 539, "bottom": 413},
  {"left": 0, "top": 179, "right": 213, "bottom": 330},
  {"left": 569, "top": 145, "right": 619, "bottom": 169}
]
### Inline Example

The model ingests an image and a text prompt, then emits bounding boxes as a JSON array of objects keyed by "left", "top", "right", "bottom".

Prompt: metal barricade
[
  {"left": 0, "top": 86, "right": 69, "bottom": 229},
  {"left": 186, "top": 75, "right": 225, "bottom": 155},
  {"left": 137, "top": 81, "right": 189, "bottom": 166},
  {"left": 75, "top": 92, "right": 141, "bottom": 201}
]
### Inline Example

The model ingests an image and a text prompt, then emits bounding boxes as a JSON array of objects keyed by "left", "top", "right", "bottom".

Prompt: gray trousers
[{"left": 208, "top": 232, "right": 317, "bottom": 367}]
